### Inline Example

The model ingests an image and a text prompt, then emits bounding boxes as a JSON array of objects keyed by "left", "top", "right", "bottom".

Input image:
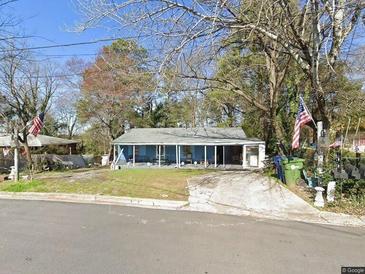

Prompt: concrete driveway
[{"left": 187, "top": 171, "right": 365, "bottom": 226}]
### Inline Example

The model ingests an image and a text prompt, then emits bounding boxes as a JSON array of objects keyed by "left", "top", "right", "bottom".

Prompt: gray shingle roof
[
  {"left": 112, "top": 127, "right": 264, "bottom": 145},
  {"left": 0, "top": 134, "right": 79, "bottom": 147}
]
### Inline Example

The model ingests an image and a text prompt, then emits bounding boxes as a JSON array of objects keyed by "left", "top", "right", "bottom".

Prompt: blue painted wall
[
  {"left": 207, "top": 146, "right": 214, "bottom": 161},
  {"left": 145, "top": 145, "right": 155, "bottom": 161},
  {"left": 117, "top": 145, "right": 129, "bottom": 163},
  {"left": 193, "top": 146, "right": 204, "bottom": 162},
  {"left": 165, "top": 146, "right": 177, "bottom": 162}
]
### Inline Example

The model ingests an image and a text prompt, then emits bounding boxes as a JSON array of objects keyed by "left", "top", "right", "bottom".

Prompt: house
[
  {"left": 111, "top": 127, "right": 265, "bottom": 168},
  {"left": 0, "top": 134, "right": 79, "bottom": 154},
  {"left": 0, "top": 134, "right": 83, "bottom": 171}
]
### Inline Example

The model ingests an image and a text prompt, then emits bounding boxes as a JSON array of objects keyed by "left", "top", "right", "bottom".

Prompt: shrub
[{"left": 336, "top": 179, "right": 365, "bottom": 197}]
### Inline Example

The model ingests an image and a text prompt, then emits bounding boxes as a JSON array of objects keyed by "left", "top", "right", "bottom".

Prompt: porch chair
[{"left": 186, "top": 153, "right": 193, "bottom": 164}]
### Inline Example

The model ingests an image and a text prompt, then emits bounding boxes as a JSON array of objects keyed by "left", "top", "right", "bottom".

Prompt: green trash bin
[{"left": 281, "top": 158, "right": 305, "bottom": 187}]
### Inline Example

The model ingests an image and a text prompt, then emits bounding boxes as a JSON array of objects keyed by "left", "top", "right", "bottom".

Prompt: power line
[
  {"left": 8, "top": 67, "right": 156, "bottom": 79},
  {"left": 38, "top": 53, "right": 98, "bottom": 57},
  {"left": 0, "top": 35, "right": 150, "bottom": 53}
]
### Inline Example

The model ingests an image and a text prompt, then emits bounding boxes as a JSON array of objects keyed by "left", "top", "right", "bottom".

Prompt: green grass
[
  {"left": 2, "top": 180, "right": 45, "bottom": 192},
  {"left": 0, "top": 168, "right": 213, "bottom": 201}
]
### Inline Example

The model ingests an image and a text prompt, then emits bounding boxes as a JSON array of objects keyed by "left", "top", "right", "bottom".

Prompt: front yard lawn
[{"left": 0, "top": 168, "right": 213, "bottom": 201}]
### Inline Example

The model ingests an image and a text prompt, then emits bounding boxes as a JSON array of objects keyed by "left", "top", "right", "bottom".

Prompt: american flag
[
  {"left": 291, "top": 98, "right": 313, "bottom": 149},
  {"left": 28, "top": 112, "right": 44, "bottom": 136}
]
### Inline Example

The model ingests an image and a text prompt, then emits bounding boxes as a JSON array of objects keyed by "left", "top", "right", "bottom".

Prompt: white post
[
  {"left": 214, "top": 145, "right": 217, "bottom": 168},
  {"left": 223, "top": 146, "right": 226, "bottom": 167},
  {"left": 176, "top": 145, "right": 178, "bottom": 167},
  {"left": 242, "top": 145, "right": 247, "bottom": 168},
  {"left": 317, "top": 121, "right": 324, "bottom": 174},
  {"left": 204, "top": 145, "right": 207, "bottom": 168},
  {"left": 132, "top": 145, "right": 135, "bottom": 167},
  {"left": 178, "top": 145, "right": 181, "bottom": 168},
  {"left": 14, "top": 127, "right": 19, "bottom": 182},
  {"left": 258, "top": 144, "right": 265, "bottom": 168},
  {"left": 158, "top": 145, "right": 161, "bottom": 167},
  {"left": 113, "top": 145, "right": 116, "bottom": 161}
]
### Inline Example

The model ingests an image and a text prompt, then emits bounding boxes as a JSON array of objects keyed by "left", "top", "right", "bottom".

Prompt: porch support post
[
  {"left": 113, "top": 145, "right": 116, "bottom": 161},
  {"left": 117, "top": 145, "right": 121, "bottom": 155},
  {"left": 204, "top": 145, "right": 207, "bottom": 168},
  {"left": 176, "top": 145, "right": 178, "bottom": 167},
  {"left": 133, "top": 145, "right": 135, "bottom": 167},
  {"left": 158, "top": 145, "right": 161, "bottom": 167},
  {"left": 223, "top": 146, "right": 225, "bottom": 167},
  {"left": 242, "top": 145, "right": 247, "bottom": 168},
  {"left": 258, "top": 143, "right": 265, "bottom": 168},
  {"left": 178, "top": 145, "right": 181, "bottom": 168},
  {"left": 214, "top": 145, "right": 217, "bottom": 168}
]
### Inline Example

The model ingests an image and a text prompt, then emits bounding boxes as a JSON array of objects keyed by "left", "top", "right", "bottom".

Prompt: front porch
[{"left": 113, "top": 144, "right": 265, "bottom": 169}]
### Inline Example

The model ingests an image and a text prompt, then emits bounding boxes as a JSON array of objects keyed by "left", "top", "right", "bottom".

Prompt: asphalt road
[{"left": 0, "top": 200, "right": 363, "bottom": 274}]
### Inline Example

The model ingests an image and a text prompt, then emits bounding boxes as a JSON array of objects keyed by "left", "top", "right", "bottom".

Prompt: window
[
  {"left": 183, "top": 146, "right": 192, "bottom": 155},
  {"left": 183, "top": 146, "right": 192, "bottom": 163},
  {"left": 245, "top": 146, "right": 259, "bottom": 167}
]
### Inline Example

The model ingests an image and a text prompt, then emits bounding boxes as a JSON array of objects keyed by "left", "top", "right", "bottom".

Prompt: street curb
[
  {"left": 0, "top": 192, "right": 188, "bottom": 211},
  {"left": 0, "top": 191, "right": 363, "bottom": 227}
]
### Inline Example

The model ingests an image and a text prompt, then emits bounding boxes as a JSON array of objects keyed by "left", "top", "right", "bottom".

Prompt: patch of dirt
[
  {"left": 188, "top": 173, "right": 221, "bottom": 189},
  {"left": 34, "top": 168, "right": 109, "bottom": 182},
  {"left": 323, "top": 200, "right": 365, "bottom": 216},
  {"left": 290, "top": 185, "right": 316, "bottom": 205}
]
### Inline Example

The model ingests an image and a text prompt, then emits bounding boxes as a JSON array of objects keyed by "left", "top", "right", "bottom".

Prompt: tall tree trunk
[
  {"left": 310, "top": 0, "right": 329, "bottom": 130},
  {"left": 108, "top": 143, "right": 114, "bottom": 162},
  {"left": 264, "top": 46, "right": 288, "bottom": 153},
  {"left": 266, "top": 107, "right": 285, "bottom": 153},
  {"left": 310, "top": 76, "right": 330, "bottom": 129},
  {"left": 273, "top": 116, "right": 284, "bottom": 141},
  {"left": 19, "top": 130, "right": 33, "bottom": 170},
  {"left": 23, "top": 142, "right": 32, "bottom": 166}
]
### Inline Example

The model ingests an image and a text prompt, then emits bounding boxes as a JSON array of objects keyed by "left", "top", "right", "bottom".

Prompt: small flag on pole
[
  {"left": 28, "top": 112, "right": 44, "bottom": 137},
  {"left": 292, "top": 98, "right": 314, "bottom": 150},
  {"left": 329, "top": 139, "right": 342, "bottom": 148}
]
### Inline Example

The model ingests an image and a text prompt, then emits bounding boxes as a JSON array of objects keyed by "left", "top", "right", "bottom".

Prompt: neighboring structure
[
  {"left": 0, "top": 134, "right": 82, "bottom": 171},
  {"left": 0, "top": 134, "right": 79, "bottom": 154},
  {"left": 112, "top": 127, "right": 265, "bottom": 169}
]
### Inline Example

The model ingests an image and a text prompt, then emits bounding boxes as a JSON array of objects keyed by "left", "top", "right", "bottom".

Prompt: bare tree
[
  {"left": 74, "top": 0, "right": 365, "bottom": 128},
  {"left": 54, "top": 57, "right": 87, "bottom": 139},
  {"left": 0, "top": 49, "right": 59, "bottom": 165}
]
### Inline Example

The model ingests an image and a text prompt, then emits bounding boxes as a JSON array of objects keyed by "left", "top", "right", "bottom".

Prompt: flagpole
[
  {"left": 13, "top": 126, "right": 20, "bottom": 182},
  {"left": 299, "top": 96, "right": 325, "bottom": 175}
]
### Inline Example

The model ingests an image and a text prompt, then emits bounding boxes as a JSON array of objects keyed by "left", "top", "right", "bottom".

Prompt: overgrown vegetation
[{"left": 293, "top": 149, "right": 365, "bottom": 215}]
